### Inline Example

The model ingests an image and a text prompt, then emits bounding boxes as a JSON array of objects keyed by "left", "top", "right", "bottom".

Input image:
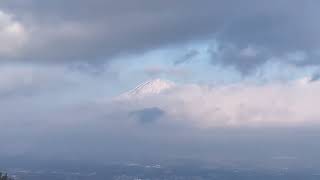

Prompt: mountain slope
[{"left": 118, "top": 79, "right": 175, "bottom": 99}]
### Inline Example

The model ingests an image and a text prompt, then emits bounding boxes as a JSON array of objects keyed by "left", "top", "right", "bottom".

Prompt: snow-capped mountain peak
[{"left": 119, "top": 79, "right": 175, "bottom": 99}]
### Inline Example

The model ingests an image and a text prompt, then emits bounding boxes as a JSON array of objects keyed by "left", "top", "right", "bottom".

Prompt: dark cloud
[
  {"left": 209, "top": 44, "right": 270, "bottom": 75},
  {"left": 1, "top": 0, "right": 226, "bottom": 63},
  {"left": 174, "top": 50, "right": 199, "bottom": 65},
  {"left": 310, "top": 72, "right": 320, "bottom": 82},
  {"left": 1, "top": 0, "right": 320, "bottom": 72},
  {"left": 130, "top": 107, "right": 165, "bottom": 124}
]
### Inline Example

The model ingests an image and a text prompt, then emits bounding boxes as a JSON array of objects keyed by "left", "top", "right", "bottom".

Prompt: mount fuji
[{"left": 118, "top": 79, "right": 175, "bottom": 99}]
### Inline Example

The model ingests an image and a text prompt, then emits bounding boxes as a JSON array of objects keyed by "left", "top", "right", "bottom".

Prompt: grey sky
[{"left": 0, "top": 0, "right": 320, "bottom": 166}]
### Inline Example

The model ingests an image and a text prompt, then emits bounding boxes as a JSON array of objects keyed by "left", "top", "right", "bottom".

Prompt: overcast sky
[{"left": 1, "top": 0, "right": 320, "bottom": 166}]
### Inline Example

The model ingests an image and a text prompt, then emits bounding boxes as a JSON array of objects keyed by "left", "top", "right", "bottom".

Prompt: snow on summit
[{"left": 119, "top": 79, "right": 175, "bottom": 99}]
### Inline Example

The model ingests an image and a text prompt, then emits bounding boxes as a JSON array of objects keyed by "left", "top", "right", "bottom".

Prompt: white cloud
[
  {"left": 113, "top": 78, "right": 320, "bottom": 128},
  {"left": 240, "top": 46, "right": 259, "bottom": 57},
  {"left": 0, "top": 64, "right": 83, "bottom": 97},
  {"left": 0, "top": 10, "right": 28, "bottom": 56}
]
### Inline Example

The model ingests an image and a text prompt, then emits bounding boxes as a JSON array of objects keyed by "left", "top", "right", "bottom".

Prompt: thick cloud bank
[{"left": 1, "top": 0, "right": 320, "bottom": 73}]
